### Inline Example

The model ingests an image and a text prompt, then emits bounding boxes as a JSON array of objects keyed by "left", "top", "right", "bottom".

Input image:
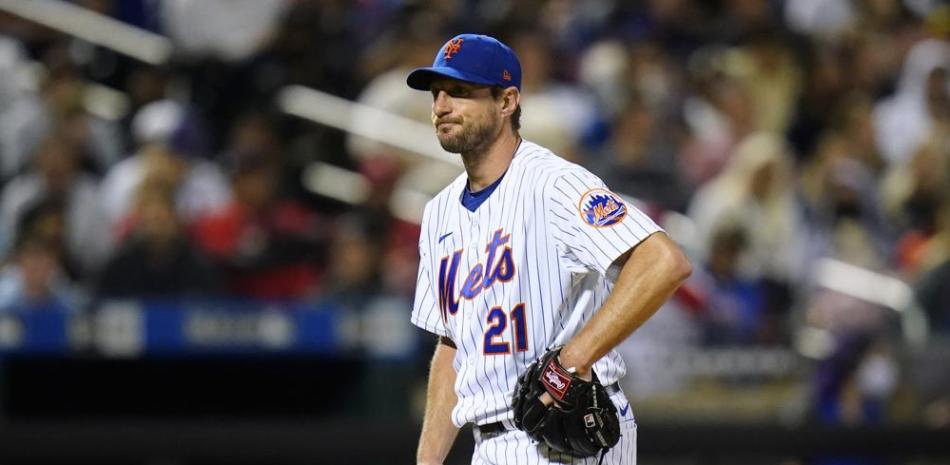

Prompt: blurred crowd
[{"left": 0, "top": 0, "right": 947, "bottom": 428}]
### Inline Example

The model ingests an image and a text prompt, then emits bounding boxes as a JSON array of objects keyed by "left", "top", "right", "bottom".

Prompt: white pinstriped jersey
[{"left": 411, "top": 140, "right": 662, "bottom": 428}]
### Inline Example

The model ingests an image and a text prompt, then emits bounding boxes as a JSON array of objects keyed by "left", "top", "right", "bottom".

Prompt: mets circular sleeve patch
[{"left": 577, "top": 188, "right": 628, "bottom": 227}]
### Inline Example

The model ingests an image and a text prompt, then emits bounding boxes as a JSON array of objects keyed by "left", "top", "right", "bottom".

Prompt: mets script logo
[
  {"left": 438, "top": 229, "right": 515, "bottom": 323},
  {"left": 443, "top": 38, "right": 464, "bottom": 60},
  {"left": 578, "top": 188, "right": 627, "bottom": 227}
]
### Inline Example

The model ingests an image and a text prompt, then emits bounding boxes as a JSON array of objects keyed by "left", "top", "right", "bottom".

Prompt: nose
[{"left": 433, "top": 90, "right": 452, "bottom": 117}]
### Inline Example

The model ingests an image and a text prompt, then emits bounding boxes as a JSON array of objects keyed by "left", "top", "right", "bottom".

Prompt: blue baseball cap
[{"left": 407, "top": 34, "right": 521, "bottom": 91}]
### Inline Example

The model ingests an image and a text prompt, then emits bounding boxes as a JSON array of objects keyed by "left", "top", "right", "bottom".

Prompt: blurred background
[{"left": 0, "top": 0, "right": 947, "bottom": 464}]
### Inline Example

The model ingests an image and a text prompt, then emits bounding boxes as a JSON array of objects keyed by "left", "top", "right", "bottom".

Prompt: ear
[{"left": 500, "top": 87, "right": 520, "bottom": 117}]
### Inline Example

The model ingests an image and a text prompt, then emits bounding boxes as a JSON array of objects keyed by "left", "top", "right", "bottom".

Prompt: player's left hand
[{"left": 511, "top": 347, "right": 621, "bottom": 457}]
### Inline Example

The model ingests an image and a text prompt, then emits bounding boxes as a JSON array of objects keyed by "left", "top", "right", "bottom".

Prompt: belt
[{"left": 476, "top": 382, "right": 622, "bottom": 436}]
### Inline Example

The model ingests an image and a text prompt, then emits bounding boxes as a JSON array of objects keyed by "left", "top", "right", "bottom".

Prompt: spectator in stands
[
  {"left": 96, "top": 181, "right": 220, "bottom": 299},
  {"left": 194, "top": 143, "right": 327, "bottom": 299},
  {"left": 836, "top": 94, "right": 888, "bottom": 176},
  {"left": 0, "top": 37, "right": 45, "bottom": 184},
  {"left": 884, "top": 137, "right": 950, "bottom": 277},
  {"left": 0, "top": 195, "right": 83, "bottom": 311},
  {"left": 811, "top": 332, "right": 898, "bottom": 465},
  {"left": 121, "top": 64, "right": 172, "bottom": 136},
  {"left": 320, "top": 214, "right": 386, "bottom": 308},
  {"left": 160, "top": 0, "right": 289, "bottom": 63},
  {"left": 588, "top": 94, "right": 690, "bottom": 211},
  {"left": 801, "top": 265, "right": 898, "bottom": 416},
  {"left": 693, "top": 223, "right": 775, "bottom": 346},
  {"left": 359, "top": 155, "right": 422, "bottom": 299},
  {"left": 912, "top": 190, "right": 950, "bottom": 332},
  {"left": 0, "top": 135, "right": 111, "bottom": 276},
  {"left": 9, "top": 197, "right": 81, "bottom": 279},
  {"left": 787, "top": 46, "right": 846, "bottom": 163},
  {"left": 688, "top": 132, "right": 805, "bottom": 285},
  {"left": 3, "top": 45, "right": 122, "bottom": 180},
  {"left": 99, "top": 99, "right": 231, "bottom": 237},
  {"left": 729, "top": 33, "right": 803, "bottom": 135},
  {"left": 265, "top": 0, "right": 370, "bottom": 99},
  {"left": 873, "top": 39, "right": 949, "bottom": 167},
  {"left": 680, "top": 73, "right": 756, "bottom": 188},
  {"left": 799, "top": 133, "right": 894, "bottom": 271},
  {"left": 348, "top": 27, "right": 447, "bottom": 164},
  {"left": 916, "top": 255, "right": 950, "bottom": 334},
  {"left": 163, "top": 0, "right": 293, "bottom": 145},
  {"left": 0, "top": 234, "right": 80, "bottom": 312},
  {"left": 509, "top": 29, "right": 598, "bottom": 162},
  {"left": 784, "top": 0, "right": 857, "bottom": 39}
]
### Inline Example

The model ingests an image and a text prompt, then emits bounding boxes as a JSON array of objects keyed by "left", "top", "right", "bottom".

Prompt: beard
[{"left": 435, "top": 112, "right": 501, "bottom": 155}]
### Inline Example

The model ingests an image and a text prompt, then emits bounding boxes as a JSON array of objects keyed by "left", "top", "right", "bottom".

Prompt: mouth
[{"left": 436, "top": 120, "right": 460, "bottom": 129}]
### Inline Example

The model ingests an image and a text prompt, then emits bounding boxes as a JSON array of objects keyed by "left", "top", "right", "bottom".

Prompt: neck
[{"left": 462, "top": 130, "right": 520, "bottom": 192}]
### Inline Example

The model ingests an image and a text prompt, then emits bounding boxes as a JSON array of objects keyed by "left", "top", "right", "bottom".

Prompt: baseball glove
[{"left": 512, "top": 347, "right": 621, "bottom": 458}]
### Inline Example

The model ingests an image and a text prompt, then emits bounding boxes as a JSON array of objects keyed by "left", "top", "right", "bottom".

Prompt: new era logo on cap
[{"left": 407, "top": 34, "right": 522, "bottom": 91}]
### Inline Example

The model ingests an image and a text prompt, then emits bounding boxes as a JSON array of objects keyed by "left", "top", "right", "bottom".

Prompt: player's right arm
[{"left": 417, "top": 336, "right": 459, "bottom": 465}]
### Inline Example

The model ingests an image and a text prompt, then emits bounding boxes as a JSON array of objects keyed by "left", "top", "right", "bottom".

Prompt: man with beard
[{"left": 406, "top": 34, "right": 692, "bottom": 465}]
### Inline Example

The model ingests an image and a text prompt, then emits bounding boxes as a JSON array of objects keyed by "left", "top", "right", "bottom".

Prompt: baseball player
[{"left": 408, "top": 34, "right": 692, "bottom": 465}]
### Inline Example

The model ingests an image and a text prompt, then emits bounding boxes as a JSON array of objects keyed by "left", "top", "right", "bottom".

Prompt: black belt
[{"left": 476, "top": 382, "right": 622, "bottom": 435}]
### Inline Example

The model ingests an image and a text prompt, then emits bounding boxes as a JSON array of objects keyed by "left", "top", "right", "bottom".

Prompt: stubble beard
[{"left": 436, "top": 113, "right": 502, "bottom": 159}]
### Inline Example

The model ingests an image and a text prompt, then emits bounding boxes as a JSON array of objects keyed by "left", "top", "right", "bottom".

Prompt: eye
[{"left": 444, "top": 86, "right": 469, "bottom": 98}]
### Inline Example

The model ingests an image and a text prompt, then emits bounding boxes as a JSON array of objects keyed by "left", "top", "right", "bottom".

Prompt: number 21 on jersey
[{"left": 484, "top": 303, "right": 528, "bottom": 355}]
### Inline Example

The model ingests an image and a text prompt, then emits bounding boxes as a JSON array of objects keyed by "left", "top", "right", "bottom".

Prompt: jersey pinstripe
[{"left": 411, "top": 140, "right": 662, "bottom": 428}]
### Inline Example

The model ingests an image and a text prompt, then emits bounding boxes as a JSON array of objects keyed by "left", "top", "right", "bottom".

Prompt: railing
[{"left": 0, "top": 0, "right": 172, "bottom": 65}]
